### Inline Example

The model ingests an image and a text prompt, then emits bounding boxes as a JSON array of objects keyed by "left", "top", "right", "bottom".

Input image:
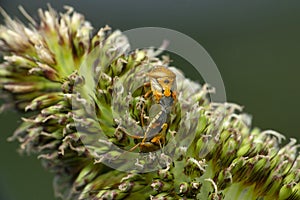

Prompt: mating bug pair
[{"left": 125, "top": 66, "right": 177, "bottom": 153}]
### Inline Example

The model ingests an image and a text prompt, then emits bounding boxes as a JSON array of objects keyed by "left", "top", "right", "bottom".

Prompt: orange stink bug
[{"left": 129, "top": 66, "right": 177, "bottom": 152}]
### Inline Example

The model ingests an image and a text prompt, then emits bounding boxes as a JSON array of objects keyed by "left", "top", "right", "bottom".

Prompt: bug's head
[{"left": 147, "top": 66, "right": 176, "bottom": 97}]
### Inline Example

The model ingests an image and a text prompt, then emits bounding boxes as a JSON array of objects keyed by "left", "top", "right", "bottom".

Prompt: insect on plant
[{"left": 126, "top": 66, "right": 177, "bottom": 153}]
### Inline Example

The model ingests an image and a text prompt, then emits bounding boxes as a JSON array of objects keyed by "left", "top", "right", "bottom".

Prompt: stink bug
[{"left": 119, "top": 66, "right": 177, "bottom": 153}]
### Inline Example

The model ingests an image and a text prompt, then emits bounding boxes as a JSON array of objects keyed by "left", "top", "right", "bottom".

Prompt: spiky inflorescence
[{"left": 1, "top": 6, "right": 300, "bottom": 200}]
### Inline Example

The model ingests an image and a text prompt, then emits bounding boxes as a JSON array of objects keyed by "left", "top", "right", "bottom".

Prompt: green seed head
[{"left": 1, "top": 5, "right": 300, "bottom": 200}]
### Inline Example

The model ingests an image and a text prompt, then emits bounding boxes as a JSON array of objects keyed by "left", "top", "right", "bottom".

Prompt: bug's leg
[
  {"left": 141, "top": 131, "right": 147, "bottom": 144},
  {"left": 160, "top": 123, "right": 168, "bottom": 144},
  {"left": 153, "top": 90, "right": 163, "bottom": 103},
  {"left": 139, "top": 142, "right": 159, "bottom": 152},
  {"left": 141, "top": 119, "right": 157, "bottom": 144},
  {"left": 161, "top": 123, "right": 168, "bottom": 130},
  {"left": 137, "top": 123, "right": 169, "bottom": 153},
  {"left": 171, "top": 91, "right": 177, "bottom": 101},
  {"left": 144, "top": 82, "right": 151, "bottom": 88},
  {"left": 139, "top": 82, "right": 152, "bottom": 127},
  {"left": 114, "top": 141, "right": 139, "bottom": 160},
  {"left": 159, "top": 123, "right": 168, "bottom": 151},
  {"left": 150, "top": 123, "right": 168, "bottom": 143},
  {"left": 128, "top": 142, "right": 141, "bottom": 152},
  {"left": 116, "top": 126, "right": 143, "bottom": 140},
  {"left": 143, "top": 82, "right": 152, "bottom": 98},
  {"left": 115, "top": 126, "right": 128, "bottom": 135},
  {"left": 139, "top": 100, "right": 147, "bottom": 128},
  {"left": 144, "top": 90, "right": 152, "bottom": 99}
]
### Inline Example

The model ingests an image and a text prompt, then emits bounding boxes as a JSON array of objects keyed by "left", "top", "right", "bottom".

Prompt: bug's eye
[{"left": 164, "top": 79, "right": 170, "bottom": 84}]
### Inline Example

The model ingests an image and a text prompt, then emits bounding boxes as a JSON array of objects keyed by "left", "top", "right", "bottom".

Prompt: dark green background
[{"left": 1, "top": 1, "right": 300, "bottom": 200}]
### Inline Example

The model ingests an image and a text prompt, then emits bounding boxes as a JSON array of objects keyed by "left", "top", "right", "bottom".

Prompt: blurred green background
[{"left": 0, "top": 1, "right": 300, "bottom": 200}]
